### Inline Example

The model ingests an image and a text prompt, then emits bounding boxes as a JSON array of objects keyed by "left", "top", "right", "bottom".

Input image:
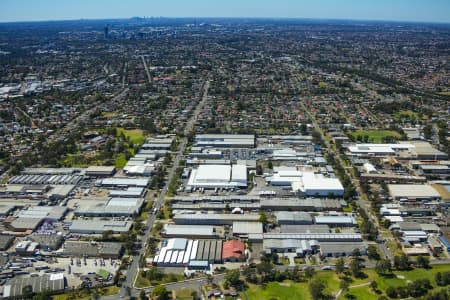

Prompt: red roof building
[{"left": 222, "top": 240, "right": 245, "bottom": 262}]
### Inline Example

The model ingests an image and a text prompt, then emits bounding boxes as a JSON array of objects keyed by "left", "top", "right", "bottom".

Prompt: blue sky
[{"left": 1, "top": 0, "right": 449, "bottom": 23}]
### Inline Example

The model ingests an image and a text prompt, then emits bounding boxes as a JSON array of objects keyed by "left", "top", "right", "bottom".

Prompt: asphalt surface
[{"left": 114, "top": 80, "right": 210, "bottom": 299}]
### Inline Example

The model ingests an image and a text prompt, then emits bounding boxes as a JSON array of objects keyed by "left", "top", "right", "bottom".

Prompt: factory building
[
  {"left": 173, "top": 213, "right": 260, "bottom": 225},
  {"left": 187, "top": 164, "right": 247, "bottom": 190},
  {"left": 194, "top": 134, "right": 255, "bottom": 148},
  {"left": 388, "top": 184, "right": 441, "bottom": 201}
]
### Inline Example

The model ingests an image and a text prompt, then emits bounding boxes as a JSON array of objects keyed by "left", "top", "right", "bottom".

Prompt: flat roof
[
  {"left": 314, "top": 216, "right": 357, "bottom": 225},
  {"left": 163, "top": 224, "right": 215, "bottom": 236},
  {"left": 68, "top": 220, "right": 132, "bottom": 233},
  {"left": 233, "top": 221, "right": 263, "bottom": 235},
  {"left": 388, "top": 184, "right": 441, "bottom": 198}
]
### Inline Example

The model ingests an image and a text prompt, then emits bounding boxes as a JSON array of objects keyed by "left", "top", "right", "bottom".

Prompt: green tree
[
  {"left": 416, "top": 255, "right": 430, "bottom": 269},
  {"left": 375, "top": 259, "right": 392, "bottom": 275},
  {"left": 225, "top": 269, "right": 241, "bottom": 288},
  {"left": 304, "top": 266, "right": 315, "bottom": 280},
  {"left": 335, "top": 257, "right": 345, "bottom": 274},
  {"left": 151, "top": 285, "right": 168, "bottom": 300},
  {"left": 309, "top": 278, "right": 327, "bottom": 300}
]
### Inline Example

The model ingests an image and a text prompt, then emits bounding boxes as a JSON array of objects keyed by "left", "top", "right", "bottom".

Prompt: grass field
[
  {"left": 243, "top": 264, "right": 450, "bottom": 300},
  {"left": 116, "top": 128, "right": 145, "bottom": 145},
  {"left": 393, "top": 110, "right": 421, "bottom": 121},
  {"left": 244, "top": 281, "right": 310, "bottom": 300},
  {"left": 348, "top": 129, "right": 400, "bottom": 143},
  {"left": 340, "top": 265, "right": 450, "bottom": 299},
  {"left": 52, "top": 286, "right": 119, "bottom": 300}
]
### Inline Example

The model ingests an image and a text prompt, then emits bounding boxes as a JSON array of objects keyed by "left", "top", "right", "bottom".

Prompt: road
[
  {"left": 116, "top": 80, "right": 209, "bottom": 299},
  {"left": 299, "top": 101, "right": 390, "bottom": 258},
  {"left": 141, "top": 56, "right": 152, "bottom": 83}
]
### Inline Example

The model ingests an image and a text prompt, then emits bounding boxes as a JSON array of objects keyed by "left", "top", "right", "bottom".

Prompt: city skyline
[{"left": 1, "top": 0, "right": 450, "bottom": 23}]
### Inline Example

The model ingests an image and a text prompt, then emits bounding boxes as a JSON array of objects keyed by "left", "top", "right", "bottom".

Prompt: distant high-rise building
[{"left": 104, "top": 25, "right": 109, "bottom": 39}]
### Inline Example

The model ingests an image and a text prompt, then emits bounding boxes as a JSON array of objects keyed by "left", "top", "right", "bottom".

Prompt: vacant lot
[{"left": 349, "top": 129, "right": 400, "bottom": 143}]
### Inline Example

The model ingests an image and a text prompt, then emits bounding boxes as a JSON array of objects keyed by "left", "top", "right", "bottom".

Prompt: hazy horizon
[{"left": 1, "top": 0, "right": 449, "bottom": 24}]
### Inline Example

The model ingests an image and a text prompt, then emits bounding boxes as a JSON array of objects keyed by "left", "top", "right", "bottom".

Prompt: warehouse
[
  {"left": 314, "top": 216, "right": 357, "bottom": 227},
  {"left": 320, "top": 242, "right": 367, "bottom": 257},
  {"left": 67, "top": 220, "right": 132, "bottom": 234},
  {"left": 291, "top": 173, "right": 344, "bottom": 197},
  {"left": 162, "top": 224, "right": 217, "bottom": 238},
  {"left": 48, "top": 185, "right": 76, "bottom": 200},
  {"left": 347, "top": 143, "right": 414, "bottom": 157},
  {"left": 388, "top": 184, "right": 441, "bottom": 201},
  {"left": 61, "top": 241, "right": 123, "bottom": 258},
  {"left": 8, "top": 217, "right": 43, "bottom": 232},
  {"left": 21, "top": 167, "right": 81, "bottom": 175},
  {"left": 85, "top": 166, "right": 116, "bottom": 177},
  {"left": 263, "top": 239, "right": 317, "bottom": 256},
  {"left": 261, "top": 198, "right": 344, "bottom": 211},
  {"left": 109, "top": 187, "right": 146, "bottom": 198},
  {"left": 0, "top": 234, "right": 15, "bottom": 251},
  {"left": 17, "top": 206, "right": 68, "bottom": 222},
  {"left": 275, "top": 211, "right": 313, "bottom": 225},
  {"left": 232, "top": 221, "right": 263, "bottom": 237},
  {"left": 173, "top": 213, "right": 260, "bottom": 225},
  {"left": 249, "top": 232, "right": 362, "bottom": 242},
  {"left": 280, "top": 225, "right": 330, "bottom": 234},
  {"left": 222, "top": 240, "right": 245, "bottom": 262},
  {"left": 28, "top": 235, "right": 63, "bottom": 251},
  {"left": 194, "top": 134, "right": 255, "bottom": 148},
  {"left": 267, "top": 168, "right": 344, "bottom": 197},
  {"left": 8, "top": 174, "right": 82, "bottom": 185},
  {"left": 0, "top": 204, "right": 15, "bottom": 217},
  {"left": 187, "top": 164, "right": 247, "bottom": 189},
  {"left": 74, "top": 197, "right": 144, "bottom": 217},
  {"left": 3, "top": 273, "right": 65, "bottom": 298},
  {"left": 153, "top": 238, "right": 223, "bottom": 267},
  {"left": 99, "top": 177, "right": 150, "bottom": 188}
]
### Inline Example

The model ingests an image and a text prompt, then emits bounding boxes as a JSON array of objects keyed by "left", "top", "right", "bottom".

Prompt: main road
[{"left": 116, "top": 80, "right": 210, "bottom": 298}]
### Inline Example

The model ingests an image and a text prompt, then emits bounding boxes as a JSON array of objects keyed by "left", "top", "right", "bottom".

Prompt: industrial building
[
  {"left": 17, "top": 206, "right": 67, "bottom": 222},
  {"left": 267, "top": 168, "right": 344, "bottom": 197},
  {"left": 263, "top": 239, "right": 317, "bottom": 256},
  {"left": 194, "top": 134, "right": 255, "bottom": 148},
  {"left": 74, "top": 197, "right": 144, "bottom": 217},
  {"left": 99, "top": 177, "right": 150, "bottom": 188},
  {"left": 280, "top": 225, "right": 330, "bottom": 234},
  {"left": 153, "top": 238, "right": 223, "bottom": 268},
  {"left": 388, "top": 184, "right": 441, "bottom": 201},
  {"left": 173, "top": 213, "right": 260, "bottom": 225},
  {"left": 347, "top": 143, "right": 414, "bottom": 157},
  {"left": 314, "top": 216, "right": 357, "bottom": 227},
  {"left": 320, "top": 242, "right": 367, "bottom": 257},
  {"left": 249, "top": 232, "right": 362, "bottom": 242},
  {"left": 222, "top": 240, "right": 245, "bottom": 262},
  {"left": 66, "top": 220, "right": 133, "bottom": 234},
  {"left": 275, "top": 211, "right": 313, "bottom": 225},
  {"left": 232, "top": 221, "right": 263, "bottom": 237},
  {"left": 187, "top": 164, "right": 247, "bottom": 189},
  {"left": 60, "top": 241, "right": 123, "bottom": 258},
  {"left": 162, "top": 224, "right": 217, "bottom": 238},
  {"left": 2, "top": 273, "right": 66, "bottom": 298},
  {"left": 85, "top": 166, "right": 116, "bottom": 177}
]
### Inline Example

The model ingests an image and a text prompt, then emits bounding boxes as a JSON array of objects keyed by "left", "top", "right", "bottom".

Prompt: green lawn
[
  {"left": 52, "top": 286, "right": 119, "bottom": 300},
  {"left": 116, "top": 128, "right": 145, "bottom": 145},
  {"left": 348, "top": 130, "right": 400, "bottom": 143},
  {"left": 244, "top": 265, "right": 450, "bottom": 300},
  {"left": 393, "top": 110, "right": 420, "bottom": 121},
  {"left": 244, "top": 281, "right": 310, "bottom": 300}
]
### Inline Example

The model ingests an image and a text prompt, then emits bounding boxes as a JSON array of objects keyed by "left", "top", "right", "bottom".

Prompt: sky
[{"left": 0, "top": 0, "right": 449, "bottom": 23}]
